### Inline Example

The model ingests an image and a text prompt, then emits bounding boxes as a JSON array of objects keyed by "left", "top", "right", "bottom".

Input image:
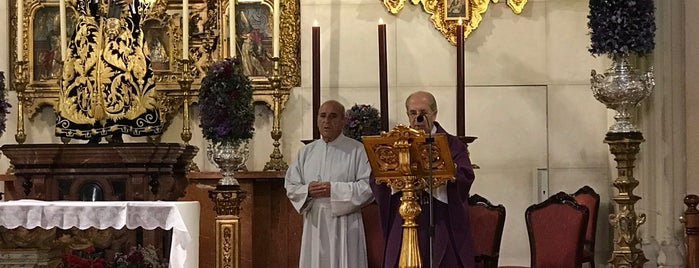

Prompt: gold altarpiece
[
  {"left": 382, "top": 0, "right": 527, "bottom": 44},
  {"left": 8, "top": 0, "right": 300, "bottom": 144}
]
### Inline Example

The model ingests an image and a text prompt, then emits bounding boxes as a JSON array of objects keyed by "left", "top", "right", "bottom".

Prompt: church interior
[{"left": 0, "top": 0, "right": 697, "bottom": 267}]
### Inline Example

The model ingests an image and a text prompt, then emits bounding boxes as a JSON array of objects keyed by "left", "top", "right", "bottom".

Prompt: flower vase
[
  {"left": 207, "top": 141, "right": 250, "bottom": 186},
  {"left": 590, "top": 54, "right": 655, "bottom": 133}
]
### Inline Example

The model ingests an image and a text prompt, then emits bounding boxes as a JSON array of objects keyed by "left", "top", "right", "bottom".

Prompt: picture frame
[{"left": 444, "top": 0, "right": 468, "bottom": 20}]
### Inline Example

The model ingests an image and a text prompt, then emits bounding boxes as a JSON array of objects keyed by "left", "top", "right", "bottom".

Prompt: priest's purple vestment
[{"left": 370, "top": 122, "right": 476, "bottom": 268}]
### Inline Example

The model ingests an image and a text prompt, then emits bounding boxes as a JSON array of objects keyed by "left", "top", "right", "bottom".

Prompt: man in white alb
[{"left": 285, "top": 100, "right": 374, "bottom": 268}]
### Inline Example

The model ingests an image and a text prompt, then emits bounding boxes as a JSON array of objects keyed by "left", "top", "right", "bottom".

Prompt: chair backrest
[
  {"left": 362, "top": 201, "right": 385, "bottom": 268},
  {"left": 468, "top": 194, "right": 506, "bottom": 268},
  {"left": 526, "top": 191, "right": 589, "bottom": 268},
  {"left": 572, "top": 185, "right": 600, "bottom": 254}
]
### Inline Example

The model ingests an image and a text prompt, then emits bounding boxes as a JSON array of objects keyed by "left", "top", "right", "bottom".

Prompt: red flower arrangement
[{"left": 63, "top": 246, "right": 107, "bottom": 268}]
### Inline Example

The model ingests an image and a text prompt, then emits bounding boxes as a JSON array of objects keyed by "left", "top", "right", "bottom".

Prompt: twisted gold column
[
  {"left": 209, "top": 185, "right": 247, "bottom": 268},
  {"left": 396, "top": 176, "right": 423, "bottom": 268},
  {"left": 264, "top": 57, "right": 288, "bottom": 171},
  {"left": 605, "top": 132, "right": 647, "bottom": 268},
  {"left": 14, "top": 61, "right": 28, "bottom": 144},
  {"left": 178, "top": 59, "right": 194, "bottom": 144}
]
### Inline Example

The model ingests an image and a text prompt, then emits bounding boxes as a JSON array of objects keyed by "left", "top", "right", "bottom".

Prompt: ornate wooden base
[
  {"left": 0, "top": 143, "right": 197, "bottom": 201},
  {"left": 604, "top": 132, "right": 648, "bottom": 268},
  {"left": 209, "top": 185, "right": 247, "bottom": 268}
]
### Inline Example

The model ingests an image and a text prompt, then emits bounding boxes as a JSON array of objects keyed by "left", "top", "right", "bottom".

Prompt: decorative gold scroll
[
  {"left": 9, "top": 0, "right": 300, "bottom": 131},
  {"left": 383, "top": 0, "right": 527, "bottom": 45}
]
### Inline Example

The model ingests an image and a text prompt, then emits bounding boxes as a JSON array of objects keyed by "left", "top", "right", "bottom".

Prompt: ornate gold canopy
[{"left": 383, "top": 0, "right": 527, "bottom": 44}]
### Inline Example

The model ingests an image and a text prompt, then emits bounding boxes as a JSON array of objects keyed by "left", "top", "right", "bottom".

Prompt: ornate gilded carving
[
  {"left": 209, "top": 187, "right": 247, "bottom": 217},
  {"left": 382, "top": 0, "right": 527, "bottom": 44},
  {"left": 264, "top": 58, "right": 289, "bottom": 171},
  {"left": 210, "top": 186, "right": 246, "bottom": 268},
  {"left": 362, "top": 125, "right": 456, "bottom": 267},
  {"left": 10, "top": 0, "right": 300, "bottom": 139},
  {"left": 604, "top": 132, "right": 648, "bottom": 268}
]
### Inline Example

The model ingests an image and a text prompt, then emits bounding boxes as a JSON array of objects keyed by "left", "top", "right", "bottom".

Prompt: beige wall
[
  {"left": 687, "top": 0, "right": 699, "bottom": 194},
  {"left": 0, "top": 0, "right": 692, "bottom": 266}
]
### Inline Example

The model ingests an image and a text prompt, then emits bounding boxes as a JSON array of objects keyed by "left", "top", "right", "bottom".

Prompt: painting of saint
[
  {"left": 235, "top": 4, "right": 273, "bottom": 77},
  {"left": 32, "top": 7, "right": 75, "bottom": 81},
  {"left": 446, "top": 0, "right": 468, "bottom": 19}
]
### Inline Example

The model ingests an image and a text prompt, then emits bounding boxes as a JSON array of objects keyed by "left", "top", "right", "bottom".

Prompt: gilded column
[
  {"left": 209, "top": 186, "right": 247, "bottom": 268},
  {"left": 605, "top": 132, "right": 647, "bottom": 267}
]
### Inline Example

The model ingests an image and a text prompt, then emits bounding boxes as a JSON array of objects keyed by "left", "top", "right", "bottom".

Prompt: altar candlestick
[
  {"left": 59, "top": 0, "right": 67, "bottom": 60},
  {"left": 456, "top": 19, "right": 465, "bottom": 136},
  {"left": 230, "top": 0, "right": 236, "bottom": 57},
  {"left": 183, "top": 0, "right": 189, "bottom": 60},
  {"left": 273, "top": 0, "right": 280, "bottom": 57},
  {"left": 17, "top": 0, "right": 24, "bottom": 61},
  {"left": 378, "top": 18, "right": 389, "bottom": 132},
  {"left": 312, "top": 21, "right": 320, "bottom": 140}
]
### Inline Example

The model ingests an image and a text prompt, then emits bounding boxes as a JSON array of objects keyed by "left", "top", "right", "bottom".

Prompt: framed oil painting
[
  {"left": 31, "top": 5, "right": 76, "bottom": 83},
  {"left": 234, "top": 1, "right": 274, "bottom": 78},
  {"left": 444, "top": 0, "right": 469, "bottom": 20}
]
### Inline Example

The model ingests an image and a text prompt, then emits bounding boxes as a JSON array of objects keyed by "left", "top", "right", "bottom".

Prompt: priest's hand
[{"left": 308, "top": 181, "right": 331, "bottom": 198}]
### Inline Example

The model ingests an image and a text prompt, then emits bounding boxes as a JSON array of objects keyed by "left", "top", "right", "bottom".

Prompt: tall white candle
[
  {"left": 17, "top": 0, "right": 24, "bottom": 61},
  {"left": 272, "top": 0, "right": 280, "bottom": 57},
  {"left": 182, "top": 0, "right": 189, "bottom": 60},
  {"left": 230, "top": 0, "right": 236, "bottom": 57},
  {"left": 59, "top": 0, "right": 67, "bottom": 60}
]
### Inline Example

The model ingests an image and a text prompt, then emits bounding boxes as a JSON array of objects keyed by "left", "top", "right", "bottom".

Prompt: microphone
[{"left": 417, "top": 114, "right": 425, "bottom": 123}]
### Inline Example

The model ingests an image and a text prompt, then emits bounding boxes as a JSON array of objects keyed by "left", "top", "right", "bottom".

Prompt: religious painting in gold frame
[
  {"left": 381, "top": 0, "right": 527, "bottom": 44},
  {"left": 9, "top": 0, "right": 301, "bottom": 129},
  {"left": 235, "top": 1, "right": 275, "bottom": 78},
  {"left": 444, "top": 0, "right": 469, "bottom": 21},
  {"left": 31, "top": 5, "right": 77, "bottom": 83}
]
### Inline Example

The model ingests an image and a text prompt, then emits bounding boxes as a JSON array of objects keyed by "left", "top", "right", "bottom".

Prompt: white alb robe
[{"left": 285, "top": 134, "right": 374, "bottom": 268}]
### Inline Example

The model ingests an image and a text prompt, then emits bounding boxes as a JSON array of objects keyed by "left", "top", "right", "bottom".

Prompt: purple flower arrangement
[
  {"left": 198, "top": 58, "right": 254, "bottom": 145},
  {"left": 343, "top": 104, "right": 381, "bottom": 142},
  {"left": 588, "top": 0, "right": 655, "bottom": 56},
  {"left": 0, "top": 72, "right": 11, "bottom": 137}
]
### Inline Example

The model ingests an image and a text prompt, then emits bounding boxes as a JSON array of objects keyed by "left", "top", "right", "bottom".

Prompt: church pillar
[{"left": 636, "top": 0, "right": 686, "bottom": 266}]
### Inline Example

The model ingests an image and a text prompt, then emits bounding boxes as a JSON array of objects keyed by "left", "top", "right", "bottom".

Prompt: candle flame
[
  {"left": 313, "top": 20, "right": 319, "bottom": 27},
  {"left": 458, "top": 19, "right": 463, "bottom": 25},
  {"left": 379, "top": 18, "right": 384, "bottom": 25}
]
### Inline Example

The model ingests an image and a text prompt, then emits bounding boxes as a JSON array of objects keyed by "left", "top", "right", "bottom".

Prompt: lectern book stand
[{"left": 362, "top": 125, "right": 456, "bottom": 268}]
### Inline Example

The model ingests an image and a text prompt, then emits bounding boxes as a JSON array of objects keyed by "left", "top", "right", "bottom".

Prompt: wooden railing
[{"left": 684, "top": 194, "right": 698, "bottom": 268}]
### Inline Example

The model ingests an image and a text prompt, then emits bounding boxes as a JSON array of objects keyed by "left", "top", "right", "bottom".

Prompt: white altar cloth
[{"left": 0, "top": 200, "right": 200, "bottom": 268}]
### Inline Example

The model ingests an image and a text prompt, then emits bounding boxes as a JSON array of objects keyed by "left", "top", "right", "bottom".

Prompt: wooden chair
[
  {"left": 527, "top": 192, "right": 588, "bottom": 268},
  {"left": 684, "top": 194, "right": 699, "bottom": 268},
  {"left": 362, "top": 201, "right": 385, "bottom": 268},
  {"left": 500, "top": 192, "right": 589, "bottom": 268},
  {"left": 468, "top": 194, "right": 506, "bottom": 268},
  {"left": 572, "top": 185, "right": 600, "bottom": 268}
]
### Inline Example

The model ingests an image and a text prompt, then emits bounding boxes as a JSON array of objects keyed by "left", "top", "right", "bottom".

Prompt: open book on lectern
[{"left": 361, "top": 125, "right": 456, "bottom": 183}]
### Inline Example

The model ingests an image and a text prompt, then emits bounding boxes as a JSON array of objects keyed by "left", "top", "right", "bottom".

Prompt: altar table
[{"left": 0, "top": 200, "right": 200, "bottom": 268}]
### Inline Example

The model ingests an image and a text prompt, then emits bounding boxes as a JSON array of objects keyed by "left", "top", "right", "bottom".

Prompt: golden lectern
[{"left": 362, "top": 125, "right": 456, "bottom": 268}]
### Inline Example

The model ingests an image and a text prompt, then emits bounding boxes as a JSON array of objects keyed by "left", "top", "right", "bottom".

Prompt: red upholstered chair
[
  {"left": 526, "top": 191, "right": 589, "bottom": 268},
  {"left": 572, "top": 185, "right": 600, "bottom": 268},
  {"left": 362, "top": 201, "right": 385, "bottom": 268},
  {"left": 468, "top": 194, "right": 506, "bottom": 268}
]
